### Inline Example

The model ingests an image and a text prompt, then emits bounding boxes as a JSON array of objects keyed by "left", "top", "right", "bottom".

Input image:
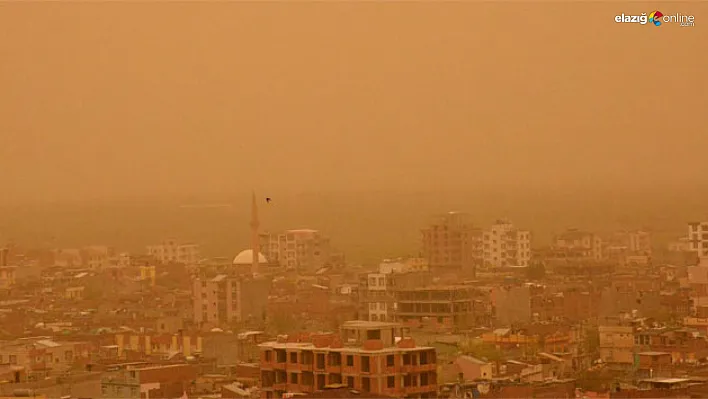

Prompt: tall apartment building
[
  {"left": 482, "top": 220, "right": 532, "bottom": 268},
  {"left": 421, "top": 212, "right": 481, "bottom": 277},
  {"left": 147, "top": 239, "right": 200, "bottom": 265},
  {"left": 552, "top": 229, "right": 603, "bottom": 261},
  {"left": 689, "top": 221, "right": 708, "bottom": 258},
  {"left": 259, "top": 229, "right": 333, "bottom": 272},
  {"left": 259, "top": 321, "right": 437, "bottom": 399},
  {"left": 193, "top": 273, "right": 271, "bottom": 327}
]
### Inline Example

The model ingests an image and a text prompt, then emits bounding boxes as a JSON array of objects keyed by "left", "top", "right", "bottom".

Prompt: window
[
  {"left": 369, "top": 278, "right": 376, "bottom": 286},
  {"left": 265, "top": 351, "right": 272, "bottom": 362},
  {"left": 386, "top": 355, "right": 395, "bottom": 367},
  {"left": 362, "top": 377, "right": 371, "bottom": 392},
  {"left": 290, "top": 352, "right": 297, "bottom": 363},
  {"left": 290, "top": 373, "right": 298, "bottom": 384},
  {"left": 378, "top": 277, "right": 385, "bottom": 286},
  {"left": 130, "top": 387, "right": 138, "bottom": 396},
  {"left": 347, "top": 376, "right": 354, "bottom": 388},
  {"left": 346, "top": 355, "right": 354, "bottom": 366},
  {"left": 361, "top": 356, "right": 370, "bottom": 372},
  {"left": 387, "top": 376, "right": 395, "bottom": 388}
]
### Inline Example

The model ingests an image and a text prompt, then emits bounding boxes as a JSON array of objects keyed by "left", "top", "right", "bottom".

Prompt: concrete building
[
  {"left": 147, "top": 239, "right": 200, "bottom": 265},
  {"left": 395, "top": 285, "right": 489, "bottom": 330},
  {"left": 259, "top": 229, "right": 334, "bottom": 272},
  {"left": 193, "top": 271, "right": 271, "bottom": 327},
  {"left": 688, "top": 221, "right": 708, "bottom": 258},
  {"left": 599, "top": 325, "right": 635, "bottom": 366},
  {"left": 482, "top": 220, "right": 532, "bottom": 268},
  {"left": 193, "top": 192, "right": 271, "bottom": 327},
  {"left": 259, "top": 320, "right": 437, "bottom": 399},
  {"left": 100, "top": 363, "right": 196, "bottom": 399},
  {"left": 358, "top": 264, "right": 432, "bottom": 323},
  {"left": 552, "top": 229, "right": 603, "bottom": 261},
  {"left": 421, "top": 212, "right": 481, "bottom": 277},
  {"left": 115, "top": 332, "right": 203, "bottom": 359},
  {"left": 686, "top": 257, "right": 708, "bottom": 310},
  {"left": 0, "top": 266, "right": 16, "bottom": 290}
]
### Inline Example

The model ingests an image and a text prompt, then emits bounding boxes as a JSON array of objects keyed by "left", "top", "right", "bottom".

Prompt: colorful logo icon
[{"left": 649, "top": 11, "right": 663, "bottom": 26}]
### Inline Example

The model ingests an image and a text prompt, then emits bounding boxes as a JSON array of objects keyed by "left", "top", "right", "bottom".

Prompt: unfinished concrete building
[{"left": 259, "top": 321, "right": 437, "bottom": 399}]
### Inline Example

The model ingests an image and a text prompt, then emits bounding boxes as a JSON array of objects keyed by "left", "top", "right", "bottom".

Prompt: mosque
[
  {"left": 192, "top": 192, "right": 273, "bottom": 328},
  {"left": 229, "top": 191, "right": 273, "bottom": 275}
]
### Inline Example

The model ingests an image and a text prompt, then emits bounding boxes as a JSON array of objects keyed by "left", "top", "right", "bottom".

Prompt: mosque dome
[{"left": 233, "top": 249, "right": 268, "bottom": 265}]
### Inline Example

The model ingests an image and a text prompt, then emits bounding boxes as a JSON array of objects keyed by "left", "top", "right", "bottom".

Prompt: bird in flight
[{"left": 266, "top": 197, "right": 272, "bottom": 203}]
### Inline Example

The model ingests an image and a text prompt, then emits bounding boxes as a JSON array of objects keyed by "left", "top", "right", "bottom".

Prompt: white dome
[{"left": 233, "top": 249, "right": 268, "bottom": 265}]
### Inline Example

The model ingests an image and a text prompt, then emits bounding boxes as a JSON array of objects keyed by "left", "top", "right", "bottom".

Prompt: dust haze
[{"left": 0, "top": 3, "right": 706, "bottom": 258}]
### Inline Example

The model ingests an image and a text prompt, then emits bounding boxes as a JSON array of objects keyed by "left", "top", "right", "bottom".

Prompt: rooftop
[{"left": 341, "top": 320, "right": 400, "bottom": 329}]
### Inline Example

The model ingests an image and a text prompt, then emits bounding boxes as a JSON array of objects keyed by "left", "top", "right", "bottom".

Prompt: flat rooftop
[
  {"left": 341, "top": 320, "right": 401, "bottom": 329},
  {"left": 258, "top": 341, "right": 433, "bottom": 353}
]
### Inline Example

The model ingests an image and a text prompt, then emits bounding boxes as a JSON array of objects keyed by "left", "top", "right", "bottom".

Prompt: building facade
[
  {"left": 421, "top": 212, "right": 481, "bottom": 277},
  {"left": 147, "top": 239, "right": 200, "bottom": 265},
  {"left": 689, "top": 221, "right": 708, "bottom": 258},
  {"left": 259, "top": 321, "right": 437, "bottom": 399},
  {"left": 100, "top": 364, "right": 196, "bottom": 399},
  {"left": 482, "top": 220, "right": 532, "bottom": 268},
  {"left": 259, "top": 229, "right": 333, "bottom": 272},
  {"left": 193, "top": 273, "right": 271, "bottom": 327},
  {"left": 395, "top": 285, "right": 489, "bottom": 330}
]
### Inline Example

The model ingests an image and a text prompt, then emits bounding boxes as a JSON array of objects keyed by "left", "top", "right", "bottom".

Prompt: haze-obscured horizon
[{"left": 1, "top": 3, "right": 706, "bottom": 262}]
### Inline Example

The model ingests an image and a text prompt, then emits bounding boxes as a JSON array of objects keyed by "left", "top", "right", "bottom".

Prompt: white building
[
  {"left": 688, "top": 222, "right": 708, "bottom": 258},
  {"left": 482, "top": 220, "right": 531, "bottom": 268},
  {"left": 259, "top": 229, "right": 332, "bottom": 272},
  {"left": 147, "top": 239, "right": 200, "bottom": 265}
]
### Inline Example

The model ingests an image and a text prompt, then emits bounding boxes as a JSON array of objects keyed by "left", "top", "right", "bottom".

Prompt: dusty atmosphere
[{"left": 0, "top": 2, "right": 707, "bottom": 399}]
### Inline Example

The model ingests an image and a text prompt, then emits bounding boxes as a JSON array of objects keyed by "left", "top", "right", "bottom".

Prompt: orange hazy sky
[{"left": 1, "top": 2, "right": 706, "bottom": 203}]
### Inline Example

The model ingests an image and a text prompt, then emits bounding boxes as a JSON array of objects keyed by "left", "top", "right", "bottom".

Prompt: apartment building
[
  {"left": 100, "top": 363, "right": 196, "bottom": 399},
  {"left": 359, "top": 272, "right": 395, "bottom": 322},
  {"left": 421, "top": 212, "right": 481, "bottom": 277},
  {"left": 0, "top": 266, "right": 16, "bottom": 290},
  {"left": 358, "top": 261, "right": 432, "bottom": 322},
  {"left": 687, "top": 257, "right": 708, "bottom": 310},
  {"left": 395, "top": 285, "right": 490, "bottom": 330},
  {"left": 259, "top": 229, "right": 334, "bottom": 272},
  {"left": 193, "top": 274, "right": 271, "bottom": 327},
  {"left": 483, "top": 220, "right": 532, "bottom": 268},
  {"left": 0, "top": 338, "right": 90, "bottom": 376},
  {"left": 552, "top": 229, "right": 603, "bottom": 261},
  {"left": 688, "top": 221, "right": 708, "bottom": 258},
  {"left": 115, "top": 332, "right": 203, "bottom": 359},
  {"left": 147, "top": 239, "right": 200, "bottom": 265},
  {"left": 599, "top": 325, "right": 635, "bottom": 366},
  {"left": 259, "top": 320, "right": 437, "bottom": 399}
]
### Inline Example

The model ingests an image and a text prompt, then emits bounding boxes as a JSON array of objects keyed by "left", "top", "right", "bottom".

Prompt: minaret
[{"left": 250, "top": 191, "right": 260, "bottom": 275}]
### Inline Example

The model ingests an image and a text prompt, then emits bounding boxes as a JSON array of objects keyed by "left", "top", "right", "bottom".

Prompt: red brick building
[{"left": 259, "top": 321, "right": 437, "bottom": 399}]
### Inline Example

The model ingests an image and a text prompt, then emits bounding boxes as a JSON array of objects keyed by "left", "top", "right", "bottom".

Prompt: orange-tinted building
[{"left": 259, "top": 321, "right": 437, "bottom": 399}]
